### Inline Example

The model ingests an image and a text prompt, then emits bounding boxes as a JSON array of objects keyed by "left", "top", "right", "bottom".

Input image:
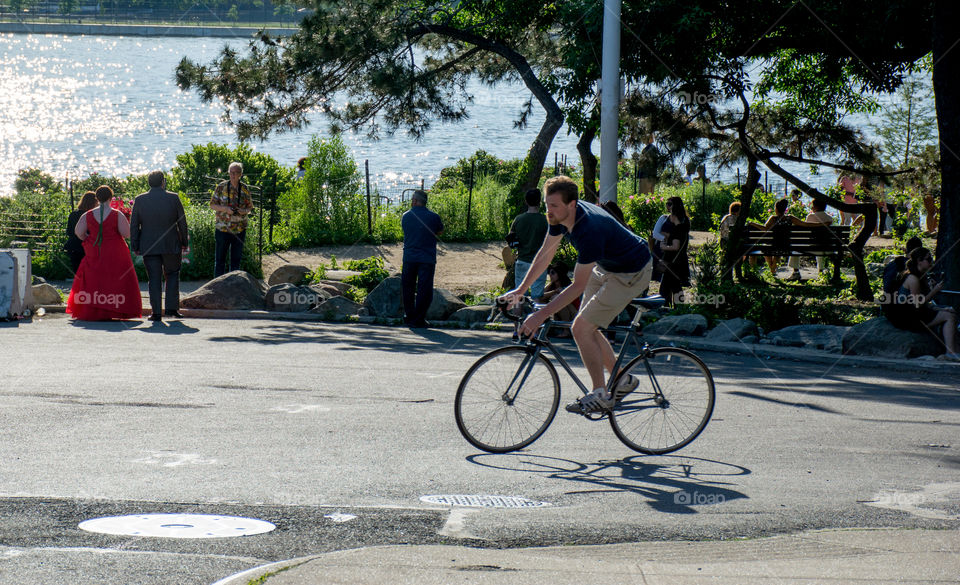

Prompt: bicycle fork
[{"left": 502, "top": 345, "right": 543, "bottom": 405}]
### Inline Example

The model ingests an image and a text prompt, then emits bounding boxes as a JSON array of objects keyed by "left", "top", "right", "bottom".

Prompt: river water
[
  {"left": 0, "top": 32, "right": 587, "bottom": 196},
  {"left": 0, "top": 32, "right": 883, "bottom": 198}
]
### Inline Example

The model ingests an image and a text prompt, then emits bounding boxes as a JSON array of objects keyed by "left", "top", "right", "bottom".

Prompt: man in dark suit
[{"left": 130, "top": 171, "right": 189, "bottom": 322}]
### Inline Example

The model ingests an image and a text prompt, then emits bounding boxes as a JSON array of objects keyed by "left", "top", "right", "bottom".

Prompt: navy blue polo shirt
[
  {"left": 548, "top": 201, "right": 650, "bottom": 273},
  {"left": 402, "top": 205, "right": 444, "bottom": 264}
]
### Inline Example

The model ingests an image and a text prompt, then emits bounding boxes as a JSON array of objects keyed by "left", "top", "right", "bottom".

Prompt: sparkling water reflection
[{"left": 0, "top": 32, "right": 581, "bottom": 196}]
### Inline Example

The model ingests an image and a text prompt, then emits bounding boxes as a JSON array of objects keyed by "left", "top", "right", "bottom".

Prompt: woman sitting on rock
[{"left": 888, "top": 247, "right": 958, "bottom": 360}]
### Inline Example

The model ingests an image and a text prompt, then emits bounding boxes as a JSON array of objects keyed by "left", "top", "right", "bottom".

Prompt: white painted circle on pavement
[{"left": 78, "top": 514, "right": 276, "bottom": 538}]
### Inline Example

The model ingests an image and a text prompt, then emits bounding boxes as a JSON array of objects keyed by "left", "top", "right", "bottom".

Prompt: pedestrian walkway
[{"left": 213, "top": 527, "right": 960, "bottom": 585}]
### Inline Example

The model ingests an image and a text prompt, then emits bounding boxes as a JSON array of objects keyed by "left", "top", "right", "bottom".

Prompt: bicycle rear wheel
[
  {"left": 455, "top": 346, "right": 560, "bottom": 453},
  {"left": 609, "top": 347, "right": 715, "bottom": 454}
]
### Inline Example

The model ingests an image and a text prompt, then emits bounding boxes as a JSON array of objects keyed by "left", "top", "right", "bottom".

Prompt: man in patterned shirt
[{"left": 210, "top": 161, "right": 254, "bottom": 277}]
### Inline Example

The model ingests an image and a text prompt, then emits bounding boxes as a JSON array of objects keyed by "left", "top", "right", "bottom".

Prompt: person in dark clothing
[
  {"left": 510, "top": 188, "right": 549, "bottom": 299},
  {"left": 637, "top": 134, "right": 661, "bottom": 194},
  {"left": 658, "top": 196, "right": 691, "bottom": 306},
  {"left": 64, "top": 191, "right": 98, "bottom": 275},
  {"left": 401, "top": 190, "right": 444, "bottom": 328},
  {"left": 880, "top": 236, "right": 923, "bottom": 318},
  {"left": 887, "top": 247, "right": 958, "bottom": 360}
]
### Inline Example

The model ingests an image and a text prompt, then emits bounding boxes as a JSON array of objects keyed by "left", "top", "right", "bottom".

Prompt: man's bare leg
[{"left": 571, "top": 314, "right": 616, "bottom": 392}]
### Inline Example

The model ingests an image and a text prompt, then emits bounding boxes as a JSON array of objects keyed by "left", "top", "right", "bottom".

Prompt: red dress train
[{"left": 67, "top": 210, "right": 143, "bottom": 321}]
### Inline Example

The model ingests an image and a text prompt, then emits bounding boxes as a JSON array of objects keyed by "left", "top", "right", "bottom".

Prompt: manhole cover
[
  {"left": 78, "top": 514, "right": 276, "bottom": 538},
  {"left": 420, "top": 495, "right": 551, "bottom": 508}
]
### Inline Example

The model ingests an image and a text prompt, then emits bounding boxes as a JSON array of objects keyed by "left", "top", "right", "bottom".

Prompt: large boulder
[
  {"left": 309, "top": 296, "right": 366, "bottom": 319},
  {"left": 842, "top": 317, "right": 945, "bottom": 358},
  {"left": 265, "top": 283, "right": 326, "bottom": 312},
  {"left": 643, "top": 314, "right": 708, "bottom": 337},
  {"left": 267, "top": 264, "right": 311, "bottom": 287},
  {"left": 364, "top": 276, "right": 403, "bottom": 317},
  {"left": 426, "top": 288, "right": 467, "bottom": 321},
  {"left": 316, "top": 279, "right": 351, "bottom": 294},
  {"left": 182, "top": 271, "right": 266, "bottom": 310},
  {"left": 309, "top": 282, "right": 342, "bottom": 299},
  {"left": 705, "top": 318, "right": 759, "bottom": 342},
  {"left": 449, "top": 305, "right": 494, "bottom": 325},
  {"left": 768, "top": 324, "right": 849, "bottom": 352},
  {"left": 31, "top": 283, "right": 62, "bottom": 305}
]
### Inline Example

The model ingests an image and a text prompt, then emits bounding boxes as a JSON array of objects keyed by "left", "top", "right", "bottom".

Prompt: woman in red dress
[{"left": 67, "top": 186, "right": 142, "bottom": 321}]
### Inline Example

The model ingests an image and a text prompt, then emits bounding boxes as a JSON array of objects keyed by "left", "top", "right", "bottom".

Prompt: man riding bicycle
[{"left": 503, "top": 176, "right": 653, "bottom": 414}]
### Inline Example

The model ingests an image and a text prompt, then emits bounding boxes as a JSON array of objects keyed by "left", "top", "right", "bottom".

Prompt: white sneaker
[
  {"left": 786, "top": 270, "right": 801, "bottom": 281},
  {"left": 565, "top": 388, "right": 614, "bottom": 413}
]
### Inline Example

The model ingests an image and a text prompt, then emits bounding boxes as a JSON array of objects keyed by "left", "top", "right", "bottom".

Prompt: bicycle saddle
[{"left": 631, "top": 294, "right": 666, "bottom": 310}]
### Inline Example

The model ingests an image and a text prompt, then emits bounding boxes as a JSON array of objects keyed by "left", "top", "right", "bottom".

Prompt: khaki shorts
[{"left": 578, "top": 262, "right": 653, "bottom": 328}]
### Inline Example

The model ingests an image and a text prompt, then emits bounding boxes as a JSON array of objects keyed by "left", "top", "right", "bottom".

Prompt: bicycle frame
[{"left": 507, "top": 302, "right": 656, "bottom": 404}]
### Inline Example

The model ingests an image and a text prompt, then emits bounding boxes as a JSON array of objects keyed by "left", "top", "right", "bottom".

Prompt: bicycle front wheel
[
  {"left": 455, "top": 346, "right": 561, "bottom": 453},
  {"left": 609, "top": 347, "right": 715, "bottom": 454}
]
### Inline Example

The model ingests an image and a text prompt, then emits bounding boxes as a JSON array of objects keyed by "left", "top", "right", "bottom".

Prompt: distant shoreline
[{"left": 0, "top": 21, "right": 297, "bottom": 38}]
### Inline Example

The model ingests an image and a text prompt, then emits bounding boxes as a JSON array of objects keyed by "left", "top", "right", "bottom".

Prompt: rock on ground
[
  {"left": 705, "top": 318, "right": 758, "bottom": 342},
  {"left": 181, "top": 271, "right": 266, "bottom": 310},
  {"left": 643, "top": 314, "right": 708, "bottom": 337},
  {"left": 309, "top": 296, "right": 366, "bottom": 318},
  {"left": 767, "top": 324, "right": 849, "bottom": 352},
  {"left": 31, "top": 283, "right": 62, "bottom": 305},
  {"left": 265, "top": 283, "right": 325, "bottom": 312},
  {"left": 267, "top": 264, "right": 311, "bottom": 287},
  {"left": 449, "top": 305, "right": 494, "bottom": 325},
  {"left": 842, "top": 317, "right": 945, "bottom": 358}
]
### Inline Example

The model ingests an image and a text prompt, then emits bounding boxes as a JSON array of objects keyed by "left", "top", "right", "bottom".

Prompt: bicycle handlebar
[{"left": 495, "top": 296, "right": 525, "bottom": 323}]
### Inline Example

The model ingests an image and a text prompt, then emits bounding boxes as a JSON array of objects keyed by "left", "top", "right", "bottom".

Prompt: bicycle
[{"left": 454, "top": 295, "right": 715, "bottom": 454}]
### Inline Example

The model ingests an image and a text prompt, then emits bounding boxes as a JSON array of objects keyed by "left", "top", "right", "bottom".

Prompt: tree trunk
[
  {"left": 577, "top": 125, "right": 599, "bottom": 203},
  {"left": 933, "top": 0, "right": 960, "bottom": 307},
  {"left": 723, "top": 153, "right": 761, "bottom": 281},
  {"left": 422, "top": 24, "right": 564, "bottom": 204}
]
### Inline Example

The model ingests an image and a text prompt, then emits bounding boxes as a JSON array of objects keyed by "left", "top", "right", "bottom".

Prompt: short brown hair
[
  {"left": 543, "top": 176, "right": 578, "bottom": 204},
  {"left": 148, "top": 170, "right": 165, "bottom": 188},
  {"left": 95, "top": 185, "right": 114, "bottom": 204}
]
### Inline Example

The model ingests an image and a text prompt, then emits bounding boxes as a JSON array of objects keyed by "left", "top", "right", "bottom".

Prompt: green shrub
[
  {"left": 342, "top": 256, "right": 389, "bottom": 291},
  {"left": 427, "top": 177, "right": 513, "bottom": 241},
  {"left": 275, "top": 134, "right": 366, "bottom": 246},
  {"left": 618, "top": 181, "right": 748, "bottom": 235},
  {"left": 71, "top": 172, "right": 150, "bottom": 200},
  {"left": 171, "top": 142, "right": 295, "bottom": 203},
  {"left": 432, "top": 150, "right": 524, "bottom": 192}
]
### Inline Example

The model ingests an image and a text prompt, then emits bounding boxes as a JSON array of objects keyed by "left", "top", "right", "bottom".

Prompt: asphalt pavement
[{"left": 1, "top": 314, "right": 958, "bottom": 585}]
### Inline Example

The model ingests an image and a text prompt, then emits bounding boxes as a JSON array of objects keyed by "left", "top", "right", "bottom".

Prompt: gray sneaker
[{"left": 614, "top": 374, "right": 639, "bottom": 401}]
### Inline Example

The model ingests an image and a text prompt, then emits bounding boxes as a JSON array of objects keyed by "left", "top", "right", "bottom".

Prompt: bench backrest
[{"left": 740, "top": 225, "right": 852, "bottom": 255}]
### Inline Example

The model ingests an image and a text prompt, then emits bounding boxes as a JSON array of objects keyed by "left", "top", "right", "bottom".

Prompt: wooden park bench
[{"left": 739, "top": 224, "right": 853, "bottom": 283}]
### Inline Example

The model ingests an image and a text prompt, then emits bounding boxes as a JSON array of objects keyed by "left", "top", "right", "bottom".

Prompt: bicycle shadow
[{"left": 466, "top": 453, "right": 750, "bottom": 514}]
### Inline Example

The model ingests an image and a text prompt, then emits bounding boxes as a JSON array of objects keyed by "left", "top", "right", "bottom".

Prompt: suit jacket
[{"left": 130, "top": 187, "right": 189, "bottom": 255}]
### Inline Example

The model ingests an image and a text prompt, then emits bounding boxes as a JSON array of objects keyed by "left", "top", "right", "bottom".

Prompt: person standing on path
[
  {"left": 401, "top": 190, "right": 444, "bottom": 328},
  {"left": 510, "top": 188, "right": 549, "bottom": 299},
  {"left": 67, "top": 186, "right": 142, "bottom": 321},
  {"left": 130, "top": 170, "right": 189, "bottom": 321},
  {"left": 637, "top": 133, "right": 661, "bottom": 195},
  {"left": 210, "top": 162, "right": 254, "bottom": 277},
  {"left": 64, "top": 191, "right": 98, "bottom": 275}
]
